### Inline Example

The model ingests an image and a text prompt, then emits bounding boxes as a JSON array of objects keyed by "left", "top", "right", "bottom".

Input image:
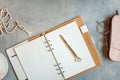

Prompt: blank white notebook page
[
  {"left": 45, "top": 22, "right": 95, "bottom": 79},
  {"left": 14, "top": 36, "right": 63, "bottom": 80}
]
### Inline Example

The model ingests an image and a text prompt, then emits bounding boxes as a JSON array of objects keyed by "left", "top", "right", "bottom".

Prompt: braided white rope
[{"left": 0, "top": 8, "right": 32, "bottom": 37}]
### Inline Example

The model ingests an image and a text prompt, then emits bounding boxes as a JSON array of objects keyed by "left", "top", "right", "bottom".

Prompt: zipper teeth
[{"left": 108, "top": 22, "right": 112, "bottom": 51}]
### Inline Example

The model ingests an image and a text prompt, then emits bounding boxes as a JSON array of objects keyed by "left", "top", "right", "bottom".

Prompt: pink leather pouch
[{"left": 109, "top": 15, "right": 120, "bottom": 61}]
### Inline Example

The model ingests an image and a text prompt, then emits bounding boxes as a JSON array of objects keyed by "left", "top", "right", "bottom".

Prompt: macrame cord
[{"left": 0, "top": 8, "right": 31, "bottom": 37}]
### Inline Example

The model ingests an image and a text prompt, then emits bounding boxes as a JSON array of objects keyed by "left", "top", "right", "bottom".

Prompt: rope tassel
[{"left": 0, "top": 8, "right": 32, "bottom": 37}]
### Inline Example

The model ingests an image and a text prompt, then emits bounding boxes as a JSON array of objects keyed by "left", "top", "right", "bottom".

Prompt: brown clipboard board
[{"left": 27, "top": 16, "right": 102, "bottom": 80}]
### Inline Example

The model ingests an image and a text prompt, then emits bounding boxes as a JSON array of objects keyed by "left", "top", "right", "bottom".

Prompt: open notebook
[{"left": 6, "top": 17, "right": 102, "bottom": 80}]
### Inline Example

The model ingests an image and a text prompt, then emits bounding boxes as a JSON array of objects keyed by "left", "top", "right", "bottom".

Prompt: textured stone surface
[{"left": 0, "top": 0, "right": 120, "bottom": 80}]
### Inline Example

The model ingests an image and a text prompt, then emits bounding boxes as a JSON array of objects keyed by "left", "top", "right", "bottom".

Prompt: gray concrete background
[{"left": 0, "top": 0, "right": 120, "bottom": 80}]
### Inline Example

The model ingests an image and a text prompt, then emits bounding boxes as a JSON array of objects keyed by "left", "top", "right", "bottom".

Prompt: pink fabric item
[
  {"left": 0, "top": 73, "right": 4, "bottom": 79},
  {"left": 109, "top": 15, "right": 120, "bottom": 61}
]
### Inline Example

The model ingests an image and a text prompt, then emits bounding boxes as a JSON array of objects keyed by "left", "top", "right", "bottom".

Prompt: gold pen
[{"left": 59, "top": 34, "right": 81, "bottom": 62}]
